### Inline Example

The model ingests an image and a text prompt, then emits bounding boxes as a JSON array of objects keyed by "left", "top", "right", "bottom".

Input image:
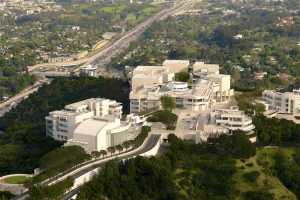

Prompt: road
[
  {"left": 90, "top": 0, "right": 196, "bottom": 75},
  {"left": 0, "top": 78, "right": 49, "bottom": 117},
  {"left": 13, "top": 134, "right": 161, "bottom": 200},
  {"left": 61, "top": 134, "right": 161, "bottom": 200},
  {"left": 1, "top": 0, "right": 196, "bottom": 117},
  {"left": 28, "top": 0, "right": 197, "bottom": 77}
]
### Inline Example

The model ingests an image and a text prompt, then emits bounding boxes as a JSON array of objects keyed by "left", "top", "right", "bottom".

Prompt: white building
[
  {"left": 45, "top": 98, "right": 141, "bottom": 153},
  {"left": 196, "top": 107, "right": 255, "bottom": 143},
  {"left": 80, "top": 65, "right": 97, "bottom": 77},
  {"left": 67, "top": 116, "right": 131, "bottom": 153},
  {"left": 130, "top": 60, "right": 234, "bottom": 113},
  {"left": 262, "top": 89, "right": 300, "bottom": 115},
  {"left": 162, "top": 60, "right": 190, "bottom": 74},
  {"left": 210, "top": 107, "right": 255, "bottom": 132},
  {"left": 192, "top": 61, "right": 220, "bottom": 77}
]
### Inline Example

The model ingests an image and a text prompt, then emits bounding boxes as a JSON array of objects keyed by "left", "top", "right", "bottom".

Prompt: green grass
[
  {"left": 3, "top": 176, "right": 31, "bottom": 184},
  {"left": 100, "top": 4, "right": 127, "bottom": 14},
  {"left": 233, "top": 148, "right": 297, "bottom": 200}
]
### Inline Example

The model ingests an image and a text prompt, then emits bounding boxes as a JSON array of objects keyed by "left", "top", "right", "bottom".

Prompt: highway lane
[
  {"left": 90, "top": 0, "right": 196, "bottom": 72},
  {"left": 28, "top": 0, "right": 196, "bottom": 76},
  {"left": 0, "top": 78, "right": 50, "bottom": 117}
]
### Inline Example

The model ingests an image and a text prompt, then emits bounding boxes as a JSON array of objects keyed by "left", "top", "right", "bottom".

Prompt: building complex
[
  {"left": 45, "top": 60, "right": 256, "bottom": 153},
  {"left": 261, "top": 89, "right": 300, "bottom": 115},
  {"left": 210, "top": 106, "right": 255, "bottom": 133},
  {"left": 196, "top": 107, "right": 256, "bottom": 143},
  {"left": 130, "top": 60, "right": 234, "bottom": 113},
  {"left": 46, "top": 98, "right": 143, "bottom": 153}
]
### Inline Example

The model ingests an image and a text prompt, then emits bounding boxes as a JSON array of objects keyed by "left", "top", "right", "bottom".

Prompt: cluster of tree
[
  {"left": 273, "top": 151, "right": 300, "bottom": 198},
  {"left": 0, "top": 65, "right": 36, "bottom": 98},
  {"left": 254, "top": 115, "right": 300, "bottom": 146},
  {"left": 208, "top": 132, "right": 256, "bottom": 159},
  {"left": 160, "top": 96, "right": 176, "bottom": 112},
  {"left": 0, "top": 77, "right": 130, "bottom": 175},
  {"left": 76, "top": 133, "right": 258, "bottom": 200},
  {"left": 147, "top": 110, "right": 178, "bottom": 130},
  {"left": 243, "top": 190, "right": 274, "bottom": 200},
  {"left": 28, "top": 177, "right": 73, "bottom": 200},
  {"left": 0, "top": 191, "right": 14, "bottom": 200},
  {"left": 32, "top": 146, "right": 90, "bottom": 183},
  {"left": 174, "top": 71, "right": 190, "bottom": 83}
]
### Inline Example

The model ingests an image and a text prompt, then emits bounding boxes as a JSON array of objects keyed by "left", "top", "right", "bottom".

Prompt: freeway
[
  {"left": 0, "top": 78, "right": 49, "bottom": 117},
  {"left": 2, "top": 0, "right": 196, "bottom": 117},
  {"left": 28, "top": 0, "right": 196, "bottom": 76},
  {"left": 89, "top": 0, "right": 196, "bottom": 74}
]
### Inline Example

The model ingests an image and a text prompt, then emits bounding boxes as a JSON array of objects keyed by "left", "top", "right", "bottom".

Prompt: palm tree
[
  {"left": 128, "top": 140, "right": 135, "bottom": 148},
  {"left": 116, "top": 144, "right": 123, "bottom": 153},
  {"left": 107, "top": 146, "right": 116, "bottom": 156},
  {"left": 122, "top": 141, "right": 131, "bottom": 150},
  {"left": 91, "top": 151, "right": 99, "bottom": 158},
  {"left": 99, "top": 150, "right": 107, "bottom": 158}
]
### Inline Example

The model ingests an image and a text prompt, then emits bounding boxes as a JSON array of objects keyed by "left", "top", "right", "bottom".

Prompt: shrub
[
  {"left": 147, "top": 110, "right": 178, "bottom": 130},
  {"left": 243, "top": 171, "right": 260, "bottom": 182}
]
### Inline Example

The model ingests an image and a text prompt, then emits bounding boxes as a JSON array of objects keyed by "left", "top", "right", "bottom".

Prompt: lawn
[
  {"left": 233, "top": 147, "right": 297, "bottom": 200},
  {"left": 3, "top": 175, "right": 31, "bottom": 184}
]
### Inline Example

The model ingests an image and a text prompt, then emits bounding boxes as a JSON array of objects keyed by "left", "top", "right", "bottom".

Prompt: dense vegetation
[
  {"left": 0, "top": 191, "right": 15, "bottom": 200},
  {"left": 160, "top": 96, "right": 176, "bottom": 112},
  {"left": 28, "top": 177, "right": 74, "bottom": 200},
  {"left": 274, "top": 151, "right": 300, "bottom": 198},
  {"left": 0, "top": 77, "right": 129, "bottom": 175},
  {"left": 255, "top": 115, "right": 300, "bottom": 146},
  {"left": 174, "top": 71, "right": 190, "bottom": 82},
  {"left": 256, "top": 147, "right": 300, "bottom": 199},
  {"left": 32, "top": 146, "right": 90, "bottom": 183},
  {"left": 132, "top": 126, "right": 151, "bottom": 148},
  {"left": 76, "top": 133, "right": 261, "bottom": 200}
]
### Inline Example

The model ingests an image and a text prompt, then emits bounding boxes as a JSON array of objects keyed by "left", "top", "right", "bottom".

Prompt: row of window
[{"left": 57, "top": 135, "right": 68, "bottom": 140}]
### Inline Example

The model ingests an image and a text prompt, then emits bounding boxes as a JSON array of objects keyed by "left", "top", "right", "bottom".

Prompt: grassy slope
[
  {"left": 233, "top": 148, "right": 297, "bottom": 200},
  {"left": 173, "top": 148, "right": 297, "bottom": 200}
]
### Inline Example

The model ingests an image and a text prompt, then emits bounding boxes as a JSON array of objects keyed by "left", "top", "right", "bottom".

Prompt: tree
[
  {"left": 175, "top": 71, "right": 189, "bottom": 82},
  {"left": 116, "top": 145, "right": 123, "bottom": 153},
  {"left": 208, "top": 132, "right": 256, "bottom": 159},
  {"left": 160, "top": 96, "right": 176, "bottom": 112},
  {"left": 107, "top": 146, "right": 116, "bottom": 156},
  {"left": 91, "top": 151, "right": 100, "bottom": 158},
  {"left": 147, "top": 110, "right": 178, "bottom": 130},
  {"left": 244, "top": 190, "right": 274, "bottom": 200},
  {"left": 99, "top": 150, "right": 107, "bottom": 158},
  {"left": 122, "top": 141, "right": 131, "bottom": 150}
]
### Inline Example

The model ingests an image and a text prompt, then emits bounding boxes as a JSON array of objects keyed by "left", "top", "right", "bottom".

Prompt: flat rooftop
[
  {"left": 74, "top": 118, "right": 110, "bottom": 136},
  {"left": 163, "top": 60, "right": 190, "bottom": 66}
]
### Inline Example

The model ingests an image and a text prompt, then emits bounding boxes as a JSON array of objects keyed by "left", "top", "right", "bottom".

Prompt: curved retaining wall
[
  {"left": 139, "top": 135, "right": 162, "bottom": 157},
  {"left": 0, "top": 174, "right": 32, "bottom": 195}
]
